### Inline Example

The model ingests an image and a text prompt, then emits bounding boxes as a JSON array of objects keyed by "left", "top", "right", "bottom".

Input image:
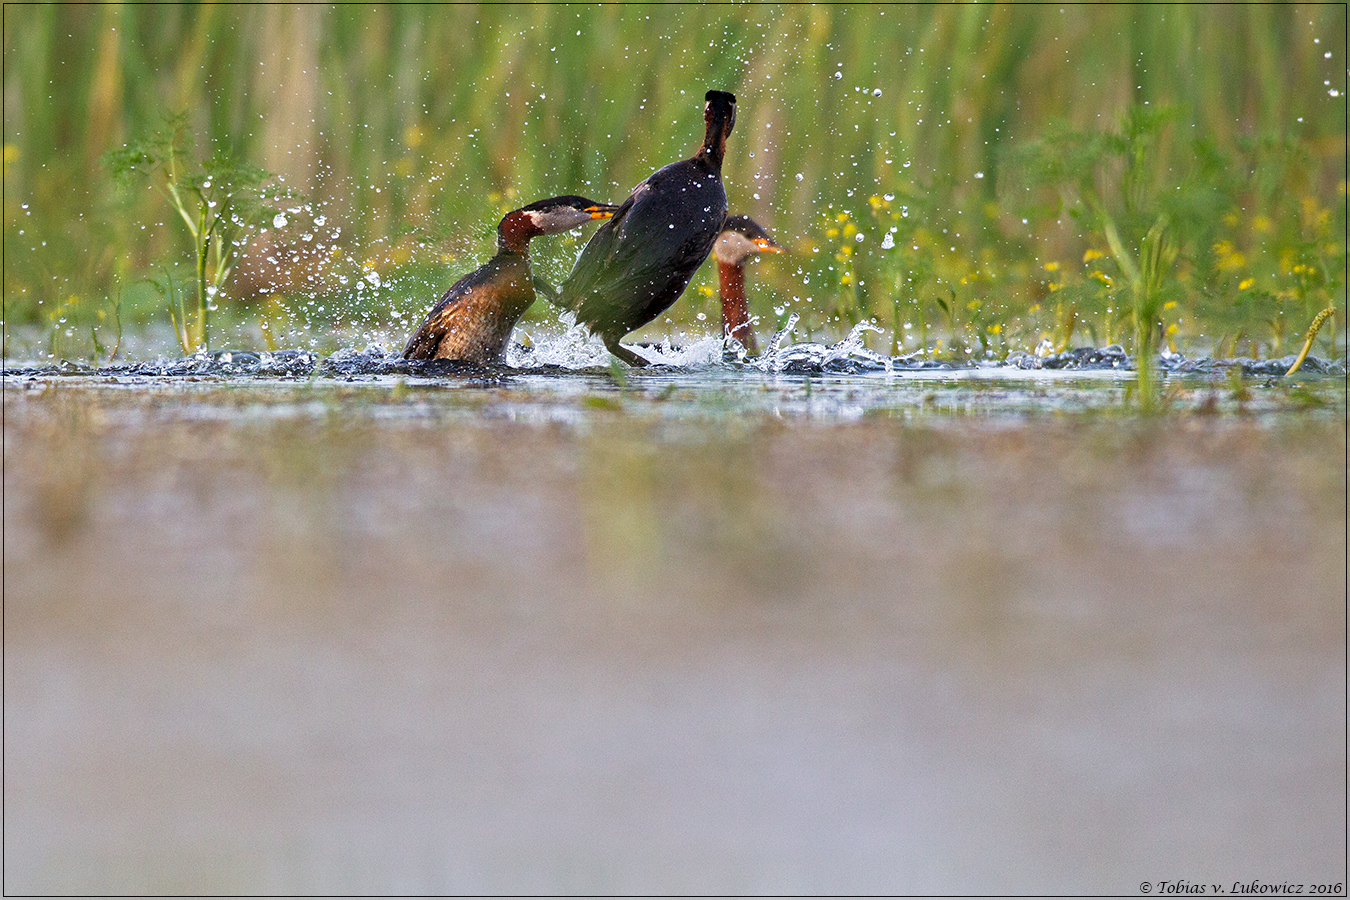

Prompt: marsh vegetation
[{"left": 3, "top": 5, "right": 1345, "bottom": 370}]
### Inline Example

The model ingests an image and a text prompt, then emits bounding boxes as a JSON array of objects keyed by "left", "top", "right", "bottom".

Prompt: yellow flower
[
  {"left": 1163, "top": 301, "right": 1177, "bottom": 310},
  {"left": 1048, "top": 282, "right": 1060, "bottom": 292},
  {"left": 403, "top": 125, "right": 424, "bottom": 149},
  {"left": 843, "top": 222, "right": 858, "bottom": 238},
  {"left": 1251, "top": 215, "right": 1273, "bottom": 234},
  {"left": 987, "top": 323, "right": 1002, "bottom": 335},
  {"left": 1082, "top": 248, "right": 1104, "bottom": 263},
  {"left": 840, "top": 272, "right": 853, "bottom": 286},
  {"left": 1043, "top": 260, "right": 1060, "bottom": 272},
  {"left": 1088, "top": 269, "right": 1112, "bottom": 286},
  {"left": 1213, "top": 240, "right": 1246, "bottom": 272},
  {"left": 825, "top": 227, "right": 839, "bottom": 239},
  {"left": 1222, "top": 211, "right": 1240, "bottom": 227},
  {"left": 1238, "top": 277, "right": 1254, "bottom": 290},
  {"left": 836, "top": 211, "right": 850, "bottom": 223},
  {"left": 1300, "top": 196, "right": 1330, "bottom": 233}
]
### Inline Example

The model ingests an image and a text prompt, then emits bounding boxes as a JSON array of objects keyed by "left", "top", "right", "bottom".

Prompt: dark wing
[
  {"left": 531, "top": 273, "right": 560, "bottom": 306},
  {"left": 402, "top": 262, "right": 499, "bottom": 359},
  {"left": 552, "top": 190, "right": 639, "bottom": 312},
  {"left": 558, "top": 160, "right": 727, "bottom": 337}
]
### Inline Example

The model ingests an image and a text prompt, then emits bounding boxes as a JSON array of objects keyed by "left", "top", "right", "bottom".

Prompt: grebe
[
  {"left": 556, "top": 90, "right": 737, "bottom": 366},
  {"left": 714, "top": 215, "right": 782, "bottom": 355},
  {"left": 403, "top": 196, "right": 617, "bottom": 364}
]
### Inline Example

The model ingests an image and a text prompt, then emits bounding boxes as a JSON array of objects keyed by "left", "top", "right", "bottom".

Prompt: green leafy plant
[
  {"left": 1008, "top": 106, "right": 1221, "bottom": 406},
  {"left": 89, "top": 289, "right": 123, "bottom": 363},
  {"left": 104, "top": 112, "right": 288, "bottom": 352}
]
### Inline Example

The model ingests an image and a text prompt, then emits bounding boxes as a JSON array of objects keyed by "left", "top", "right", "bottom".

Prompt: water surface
[{"left": 3, "top": 359, "right": 1346, "bottom": 894}]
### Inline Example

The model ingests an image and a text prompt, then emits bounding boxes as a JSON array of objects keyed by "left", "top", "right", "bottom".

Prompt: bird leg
[{"left": 604, "top": 336, "right": 651, "bottom": 367}]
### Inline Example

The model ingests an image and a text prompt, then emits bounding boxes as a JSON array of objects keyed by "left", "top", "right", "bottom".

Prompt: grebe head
[
  {"left": 499, "top": 196, "right": 619, "bottom": 251},
  {"left": 714, "top": 215, "right": 784, "bottom": 266}
]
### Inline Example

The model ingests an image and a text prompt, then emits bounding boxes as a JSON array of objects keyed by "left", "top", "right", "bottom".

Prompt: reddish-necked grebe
[{"left": 403, "top": 196, "right": 617, "bottom": 364}]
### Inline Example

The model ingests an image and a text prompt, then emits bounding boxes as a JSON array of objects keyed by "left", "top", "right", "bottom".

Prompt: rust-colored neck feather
[
  {"left": 497, "top": 210, "right": 536, "bottom": 254},
  {"left": 719, "top": 259, "right": 755, "bottom": 352}
]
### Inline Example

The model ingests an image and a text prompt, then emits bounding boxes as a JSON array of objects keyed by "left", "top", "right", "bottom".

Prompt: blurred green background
[{"left": 2, "top": 4, "right": 1345, "bottom": 360}]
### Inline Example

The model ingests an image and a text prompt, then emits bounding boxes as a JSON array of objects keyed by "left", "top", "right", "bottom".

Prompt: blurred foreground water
[{"left": 3, "top": 366, "right": 1346, "bottom": 894}]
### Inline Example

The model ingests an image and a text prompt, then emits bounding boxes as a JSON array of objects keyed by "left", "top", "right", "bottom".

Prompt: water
[
  {"left": 3, "top": 339, "right": 1346, "bottom": 894},
  {"left": 5, "top": 330, "right": 1346, "bottom": 381},
  {"left": 3, "top": 330, "right": 1344, "bottom": 427}
]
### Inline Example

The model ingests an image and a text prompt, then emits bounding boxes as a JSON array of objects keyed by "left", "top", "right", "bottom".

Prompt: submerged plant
[{"left": 105, "top": 112, "right": 288, "bottom": 353}]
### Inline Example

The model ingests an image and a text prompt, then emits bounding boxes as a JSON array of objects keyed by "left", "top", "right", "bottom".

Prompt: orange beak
[
  {"left": 586, "top": 205, "right": 620, "bottom": 219},
  {"left": 754, "top": 237, "right": 784, "bottom": 254}
]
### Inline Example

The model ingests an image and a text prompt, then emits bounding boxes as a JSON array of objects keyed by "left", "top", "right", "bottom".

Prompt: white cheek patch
[
  {"left": 715, "top": 231, "right": 757, "bottom": 263},
  {"left": 531, "top": 208, "right": 583, "bottom": 234}
]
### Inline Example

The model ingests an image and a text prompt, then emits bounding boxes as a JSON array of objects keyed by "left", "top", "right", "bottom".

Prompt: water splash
[
  {"left": 2, "top": 341, "right": 1344, "bottom": 381},
  {"left": 507, "top": 319, "right": 613, "bottom": 369}
]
